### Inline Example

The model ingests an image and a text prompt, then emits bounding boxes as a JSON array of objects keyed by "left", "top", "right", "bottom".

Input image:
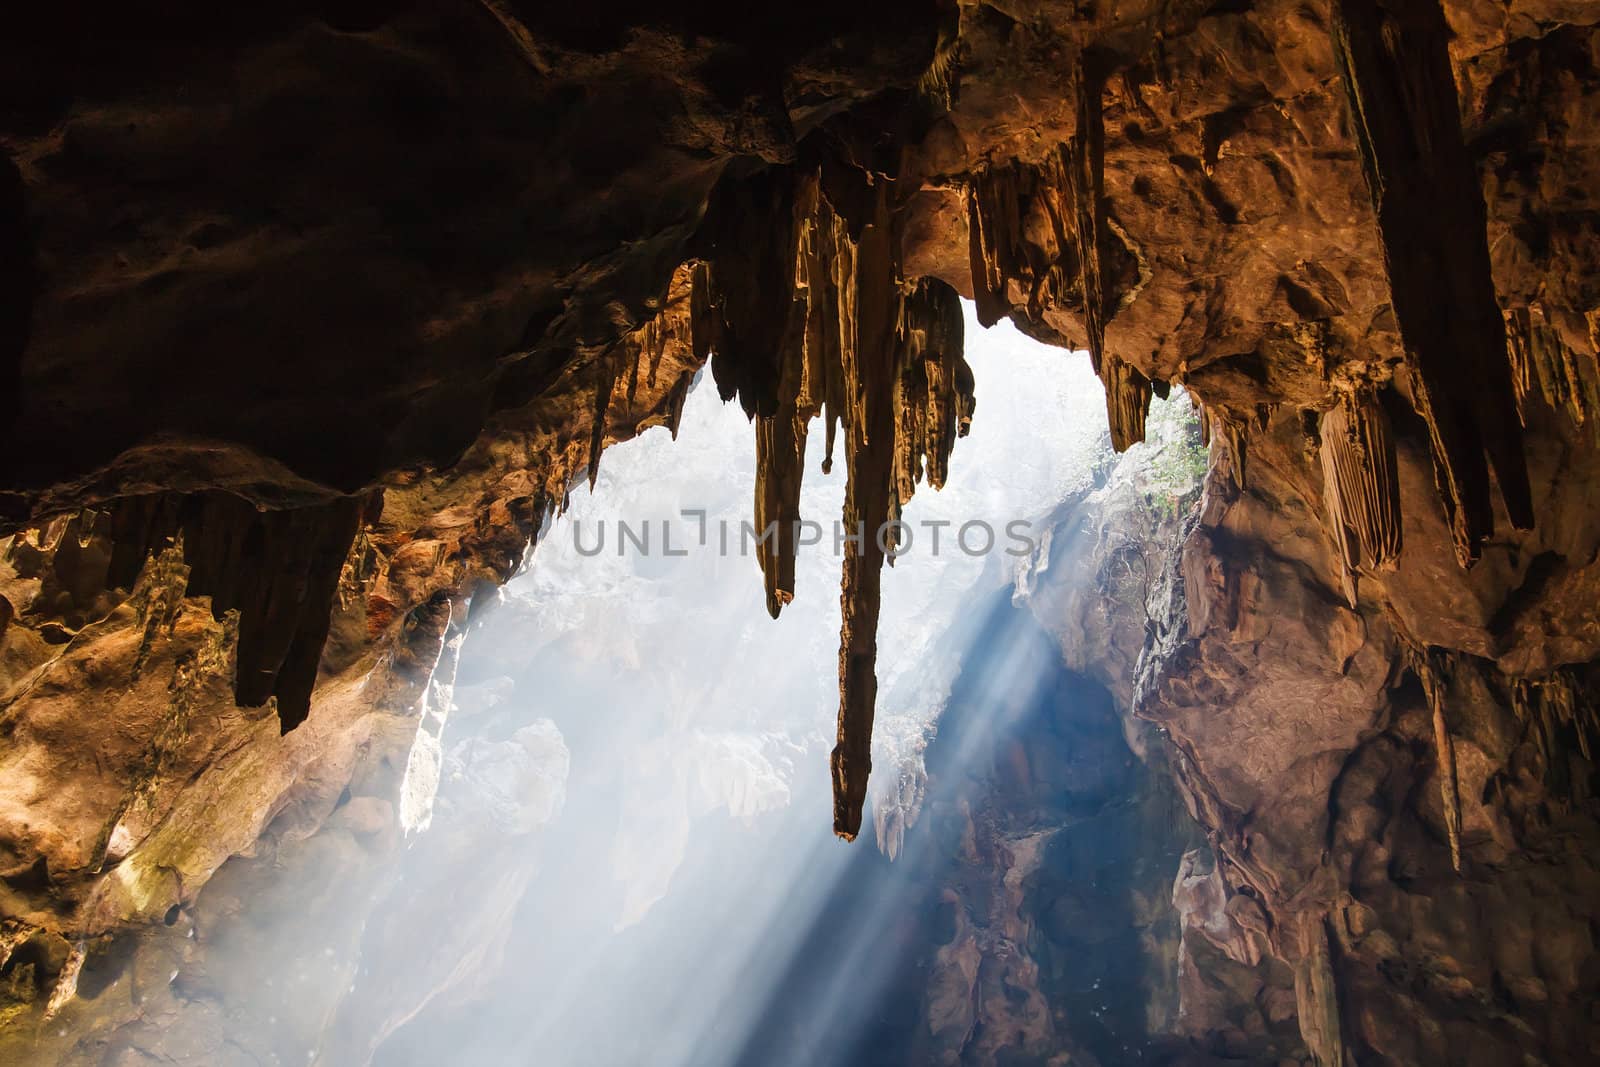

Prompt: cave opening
[{"left": 356, "top": 303, "right": 1196, "bottom": 1066}]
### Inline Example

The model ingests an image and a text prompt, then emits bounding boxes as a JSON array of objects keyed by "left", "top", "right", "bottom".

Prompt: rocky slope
[{"left": 3, "top": 0, "right": 1600, "bottom": 1063}]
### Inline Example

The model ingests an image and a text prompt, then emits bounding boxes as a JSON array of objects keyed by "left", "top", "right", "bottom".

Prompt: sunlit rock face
[
  {"left": 1137, "top": 430, "right": 1600, "bottom": 1065},
  {"left": 3, "top": 0, "right": 1600, "bottom": 1063}
]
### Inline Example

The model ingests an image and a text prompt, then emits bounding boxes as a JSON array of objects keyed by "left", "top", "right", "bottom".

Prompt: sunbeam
[{"left": 365, "top": 305, "right": 1120, "bottom": 1066}]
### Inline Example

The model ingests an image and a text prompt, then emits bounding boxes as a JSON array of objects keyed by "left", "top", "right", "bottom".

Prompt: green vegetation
[{"left": 1135, "top": 390, "right": 1209, "bottom": 516}]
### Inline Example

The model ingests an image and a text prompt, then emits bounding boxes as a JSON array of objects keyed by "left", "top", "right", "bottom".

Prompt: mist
[{"left": 361, "top": 304, "right": 1146, "bottom": 1066}]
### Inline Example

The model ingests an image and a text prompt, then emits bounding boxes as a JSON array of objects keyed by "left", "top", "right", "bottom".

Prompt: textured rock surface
[
  {"left": 1130, "top": 417, "right": 1600, "bottom": 1065},
  {"left": 3, "top": 0, "right": 1600, "bottom": 1062}
]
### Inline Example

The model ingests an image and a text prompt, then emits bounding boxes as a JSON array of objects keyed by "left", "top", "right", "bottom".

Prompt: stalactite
[
  {"left": 1031, "top": 152, "right": 1079, "bottom": 322},
  {"left": 1195, "top": 396, "right": 1213, "bottom": 447},
  {"left": 964, "top": 152, "right": 1084, "bottom": 331},
  {"left": 1430, "top": 677, "right": 1463, "bottom": 872},
  {"left": 893, "top": 276, "right": 972, "bottom": 503},
  {"left": 689, "top": 260, "right": 717, "bottom": 366},
  {"left": 832, "top": 222, "right": 974, "bottom": 837},
  {"left": 1070, "top": 59, "right": 1151, "bottom": 452},
  {"left": 752, "top": 210, "right": 814, "bottom": 617},
  {"left": 1214, "top": 414, "right": 1249, "bottom": 490},
  {"left": 105, "top": 492, "right": 368, "bottom": 729},
  {"left": 1505, "top": 304, "right": 1600, "bottom": 432},
  {"left": 42, "top": 940, "right": 85, "bottom": 1021},
  {"left": 1103, "top": 355, "right": 1152, "bottom": 453},
  {"left": 963, "top": 56, "right": 1150, "bottom": 452},
  {"left": 694, "top": 167, "right": 801, "bottom": 419},
  {"left": 642, "top": 315, "right": 664, "bottom": 390},
  {"left": 665, "top": 372, "right": 692, "bottom": 440},
  {"left": 754, "top": 170, "right": 828, "bottom": 618},
  {"left": 587, "top": 352, "right": 616, "bottom": 490},
  {"left": 621, "top": 338, "right": 642, "bottom": 411},
  {"left": 1330, "top": 0, "right": 1534, "bottom": 566},
  {"left": 1066, "top": 62, "right": 1109, "bottom": 377},
  {"left": 1293, "top": 914, "right": 1346, "bottom": 1067},
  {"left": 1410, "top": 647, "right": 1463, "bottom": 872},
  {"left": 964, "top": 163, "right": 1024, "bottom": 329},
  {"left": 754, "top": 412, "right": 806, "bottom": 617},
  {"left": 1319, "top": 388, "right": 1403, "bottom": 606},
  {"left": 831, "top": 180, "right": 903, "bottom": 840},
  {"left": 824, "top": 199, "right": 859, "bottom": 480},
  {"left": 797, "top": 181, "right": 839, "bottom": 421},
  {"left": 604, "top": 260, "right": 702, "bottom": 443}
]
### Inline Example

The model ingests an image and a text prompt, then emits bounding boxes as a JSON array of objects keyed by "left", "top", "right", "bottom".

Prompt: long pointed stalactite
[
  {"left": 1409, "top": 647, "right": 1464, "bottom": 873},
  {"left": 1293, "top": 914, "right": 1347, "bottom": 1067},
  {"left": 1330, "top": 0, "right": 1535, "bottom": 566},
  {"left": 833, "top": 183, "right": 902, "bottom": 840},
  {"left": 699, "top": 171, "right": 814, "bottom": 617},
  {"left": 751, "top": 173, "right": 836, "bottom": 618}
]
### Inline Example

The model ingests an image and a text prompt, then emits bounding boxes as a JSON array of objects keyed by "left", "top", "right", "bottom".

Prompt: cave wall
[
  {"left": 1131, "top": 407, "right": 1600, "bottom": 1066},
  {"left": 1021, "top": 384, "right": 1600, "bottom": 1064}
]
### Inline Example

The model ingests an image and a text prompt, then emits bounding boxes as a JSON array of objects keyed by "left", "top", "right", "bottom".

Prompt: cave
[{"left": 3, "top": 2, "right": 1599, "bottom": 1064}]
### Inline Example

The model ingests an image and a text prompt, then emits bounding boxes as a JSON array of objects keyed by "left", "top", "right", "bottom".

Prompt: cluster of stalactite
[
  {"left": 1192, "top": 397, "right": 1260, "bottom": 492},
  {"left": 894, "top": 278, "right": 973, "bottom": 502},
  {"left": 690, "top": 160, "right": 975, "bottom": 839},
  {"left": 1316, "top": 388, "right": 1403, "bottom": 606},
  {"left": 965, "top": 63, "right": 1151, "bottom": 453},
  {"left": 1330, "top": 0, "right": 1534, "bottom": 566},
  {"left": 1511, "top": 672, "right": 1599, "bottom": 773},
  {"left": 1402, "top": 650, "right": 1600, "bottom": 879},
  {"left": 588, "top": 262, "right": 703, "bottom": 490},
  {"left": 6, "top": 493, "right": 374, "bottom": 730},
  {"left": 1505, "top": 303, "right": 1600, "bottom": 434}
]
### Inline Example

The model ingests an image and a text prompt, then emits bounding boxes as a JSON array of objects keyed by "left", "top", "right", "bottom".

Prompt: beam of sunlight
[{"left": 370, "top": 304, "right": 1121, "bottom": 1066}]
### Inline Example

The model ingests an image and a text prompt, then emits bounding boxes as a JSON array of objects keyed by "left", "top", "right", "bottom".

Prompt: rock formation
[{"left": 2, "top": 0, "right": 1599, "bottom": 1062}]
